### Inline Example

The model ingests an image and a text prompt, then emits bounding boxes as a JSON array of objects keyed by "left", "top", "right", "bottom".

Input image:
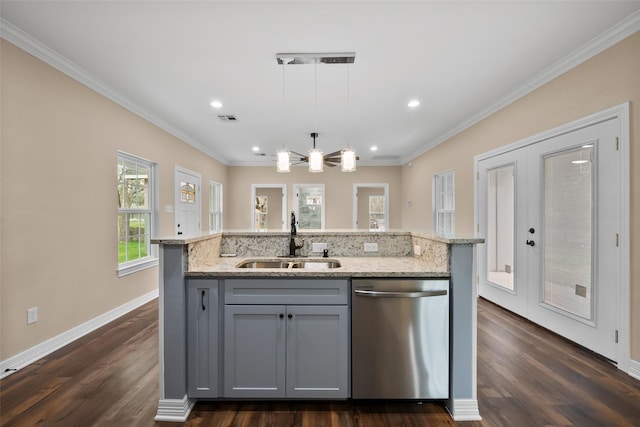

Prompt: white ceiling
[{"left": 2, "top": 1, "right": 639, "bottom": 167}]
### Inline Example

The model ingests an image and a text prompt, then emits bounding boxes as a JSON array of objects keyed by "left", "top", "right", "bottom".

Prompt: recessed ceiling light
[
  {"left": 371, "top": 146, "right": 378, "bottom": 151},
  {"left": 408, "top": 100, "right": 420, "bottom": 108},
  {"left": 252, "top": 146, "right": 260, "bottom": 152},
  {"left": 210, "top": 100, "right": 223, "bottom": 108}
]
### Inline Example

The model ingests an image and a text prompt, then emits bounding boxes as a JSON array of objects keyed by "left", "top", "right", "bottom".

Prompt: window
[
  {"left": 209, "top": 181, "right": 223, "bottom": 232},
  {"left": 434, "top": 171, "right": 455, "bottom": 236},
  {"left": 117, "top": 152, "right": 157, "bottom": 276}
]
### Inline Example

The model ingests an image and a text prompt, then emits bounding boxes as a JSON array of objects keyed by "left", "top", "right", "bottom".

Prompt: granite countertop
[
  {"left": 186, "top": 256, "right": 450, "bottom": 278},
  {"left": 152, "top": 230, "right": 483, "bottom": 246}
]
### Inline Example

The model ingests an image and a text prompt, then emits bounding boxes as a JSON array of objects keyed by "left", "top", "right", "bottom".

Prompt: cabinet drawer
[{"left": 224, "top": 279, "right": 349, "bottom": 305}]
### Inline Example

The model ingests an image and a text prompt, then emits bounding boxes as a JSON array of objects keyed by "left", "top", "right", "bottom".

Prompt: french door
[{"left": 478, "top": 117, "right": 621, "bottom": 362}]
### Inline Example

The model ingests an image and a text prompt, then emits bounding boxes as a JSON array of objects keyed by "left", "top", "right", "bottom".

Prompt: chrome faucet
[{"left": 289, "top": 211, "right": 303, "bottom": 256}]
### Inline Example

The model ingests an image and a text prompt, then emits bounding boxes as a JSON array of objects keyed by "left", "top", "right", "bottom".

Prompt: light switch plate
[
  {"left": 312, "top": 242, "right": 328, "bottom": 252},
  {"left": 27, "top": 307, "right": 38, "bottom": 324},
  {"left": 414, "top": 244, "right": 421, "bottom": 256},
  {"left": 364, "top": 242, "right": 378, "bottom": 252}
]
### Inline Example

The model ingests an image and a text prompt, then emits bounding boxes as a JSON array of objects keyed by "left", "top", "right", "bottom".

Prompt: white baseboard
[
  {"left": 629, "top": 359, "right": 640, "bottom": 381},
  {"left": 155, "top": 396, "right": 196, "bottom": 422},
  {"left": 0, "top": 289, "right": 158, "bottom": 380},
  {"left": 449, "top": 399, "right": 482, "bottom": 421}
]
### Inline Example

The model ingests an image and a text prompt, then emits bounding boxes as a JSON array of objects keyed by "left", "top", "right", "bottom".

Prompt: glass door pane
[
  {"left": 542, "top": 146, "right": 593, "bottom": 320},
  {"left": 487, "top": 165, "right": 515, "bottom": 291}
]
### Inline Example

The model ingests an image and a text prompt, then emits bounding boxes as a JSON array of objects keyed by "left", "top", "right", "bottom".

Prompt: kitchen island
[{"left": 152, "top": 230, "right": 482, "bottom": 422}]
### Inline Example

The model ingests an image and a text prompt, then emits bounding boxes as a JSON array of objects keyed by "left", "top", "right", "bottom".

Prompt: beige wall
[
  {"left": 226, "top": 166, "right": 402, "bottom": 230},
  {"left": 0, "top": 41, "right": 227, "bottom": 360},
  {"left": 401, "top": 32, "right": 640, "bottom": 359}
]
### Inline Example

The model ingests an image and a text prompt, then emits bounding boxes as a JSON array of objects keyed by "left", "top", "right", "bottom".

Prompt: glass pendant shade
[
  {"left": 308, "top": 148, "right": 324, "bottom": 173},
  {"left": 276, "top": 149, "right": 291, "bottom": 173},
  {"left": 341, "top": 148, "right": 357, "bottom": 172}
]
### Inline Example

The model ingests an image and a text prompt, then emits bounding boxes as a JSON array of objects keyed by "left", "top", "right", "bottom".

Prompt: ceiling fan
[{"left": 288, "top": 133, "right": 359, "bottom": 167}]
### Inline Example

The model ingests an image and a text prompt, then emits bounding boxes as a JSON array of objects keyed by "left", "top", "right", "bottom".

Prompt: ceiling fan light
[
  {"left": 308, "top": 148, "right": 324, "bottom": 173},
  {"left": 341, "top": 148, "right": 357, "bottom": 172},
  {"left": 276, "top": 149, "right": 291, "bottom": 173}
]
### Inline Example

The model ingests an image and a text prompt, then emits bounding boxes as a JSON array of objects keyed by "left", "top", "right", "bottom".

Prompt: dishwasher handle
[{"left": 354, "top": 289, "right": 447, "bottom": 298}]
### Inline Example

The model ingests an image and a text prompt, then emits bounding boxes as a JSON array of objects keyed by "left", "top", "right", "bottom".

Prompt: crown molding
[
  {"left": 402, "top": 9, "right": 640, "bottom": 164},
  {"left": 0, "top": 18, "right": 228, "bottom": 164}
]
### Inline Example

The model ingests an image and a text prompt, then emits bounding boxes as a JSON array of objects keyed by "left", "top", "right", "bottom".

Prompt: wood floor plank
[{"left": 2, "top": 297, "right": 639, "bottom": 426}]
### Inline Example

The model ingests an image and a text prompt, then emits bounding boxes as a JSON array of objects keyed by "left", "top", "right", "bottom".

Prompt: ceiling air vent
[{"left": 217, "top": 115, "right": 237, "bottom": 122}]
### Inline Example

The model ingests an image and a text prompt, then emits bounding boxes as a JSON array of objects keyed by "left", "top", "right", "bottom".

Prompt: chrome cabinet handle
[{"left": 354, "top": 289, "right": 447, "bottom": 298}]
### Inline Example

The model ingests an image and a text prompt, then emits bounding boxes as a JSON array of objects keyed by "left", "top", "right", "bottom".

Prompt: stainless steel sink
[
  {"left": 291, "top": 261, "right": 341, "bottom": 269},
  {"left": 235, "top": 261, "right": 292, "bottom": 269},
  {"left": 236, "top": 259, "right": 341, "bottom": 269}
]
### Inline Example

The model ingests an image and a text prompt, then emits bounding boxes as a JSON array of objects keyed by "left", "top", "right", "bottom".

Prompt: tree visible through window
[{"left": 117, "top": 152, "right": 154, "bottom": 267}]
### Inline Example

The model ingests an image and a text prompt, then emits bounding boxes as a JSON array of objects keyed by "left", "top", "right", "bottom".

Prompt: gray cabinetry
[
  {"left": 186, "top": 279, "right": 219, "bottom": 398},
  {"left": 224, "top": 304, "right": 286, "bottom": 398},
  {"left": 286, "top": 305, "right": 349, "bottom": 398},
  {"left": 223, "top": 279, "right": 349, "bottom": 399}
]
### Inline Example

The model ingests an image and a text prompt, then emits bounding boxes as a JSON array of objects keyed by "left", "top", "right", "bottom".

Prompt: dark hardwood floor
[{"left": 1, "top": 298, "right": 639, "bottom": 426}]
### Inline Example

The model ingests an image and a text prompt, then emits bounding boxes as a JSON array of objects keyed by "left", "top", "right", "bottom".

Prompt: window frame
[
  {"left": 209, "top": 181, "right": 224, "bottom": 232},
  {"left": 117, "top": 151, "right": 158, "bottom": 277},
  {"left": 433, "top": 170, "right": 455, "bottom": 236}
]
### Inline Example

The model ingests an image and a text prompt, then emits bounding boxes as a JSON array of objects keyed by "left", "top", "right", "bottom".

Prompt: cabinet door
[
  {"left": 186, "top": 279, "right": 219, "bottom": 398},
  {"left": 286, "top": 305, "right": 349, "bottom": 398},
  {"left": 224, "top": 305, "right": 286, "bottom": 398}
]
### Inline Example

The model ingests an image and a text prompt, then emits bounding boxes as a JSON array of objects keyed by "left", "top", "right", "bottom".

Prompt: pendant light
[
  {"left": 341, "top": 147, "right": 356, "bottom": 172},
  {"left": 309, "top": 62, "right": 323, "bottom": 173},
  {"left": 277, "top": 148, "right": 291, "bottom": 173},
  {"left": 308, "top": 132, "right": 323, "bottom": 173},
  {"left": 277, "top": 59, "right": 291, "bottom": 173},
  {"left": 274, "top": 52, "right": 358, "bottom": 173},
  {"left": 340, "top": 64, "right": 357, "bottom": 172}
]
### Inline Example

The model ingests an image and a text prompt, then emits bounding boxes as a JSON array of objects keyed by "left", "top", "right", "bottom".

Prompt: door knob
[{"left": 526, "top": 240, "right": 535, "bottom": 247}]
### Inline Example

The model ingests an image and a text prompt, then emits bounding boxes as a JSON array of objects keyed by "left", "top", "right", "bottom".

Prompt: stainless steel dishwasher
[{"left": 351, "top": 279, "right": 449, "bottom": 399}]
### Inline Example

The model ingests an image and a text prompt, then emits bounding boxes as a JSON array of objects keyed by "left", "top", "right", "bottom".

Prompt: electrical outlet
[
  {"left": 364, "top": 242, "right": 378, "bottom": 252},
  {"left": 312, "top": 242, "right": 328, "bottom": 253},
  {"left": 27, "top": 307, "right": 38, "bottom": 325}
]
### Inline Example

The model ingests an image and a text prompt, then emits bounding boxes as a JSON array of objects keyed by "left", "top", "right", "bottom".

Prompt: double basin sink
[{"left": 236, "top": 259, "right": 341, "bottom": 270}]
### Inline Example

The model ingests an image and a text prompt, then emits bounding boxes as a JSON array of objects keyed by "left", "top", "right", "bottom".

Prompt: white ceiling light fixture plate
[{"left": 276, "top": 52, "right": 356, "bottom": 65}]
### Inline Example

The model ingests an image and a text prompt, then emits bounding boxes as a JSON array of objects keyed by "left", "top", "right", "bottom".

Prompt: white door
[
  {"left": 478, "top": 118, "right": 621, "bottom": 361},
  {"left": 175, "top": 167, "right": 201, "bottom": 237},
  {"left": 477, "top": 148, "right": 529, "bottom": 317}
]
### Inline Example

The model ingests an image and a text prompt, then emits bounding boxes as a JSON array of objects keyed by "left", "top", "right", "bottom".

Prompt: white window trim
[
  {"left": 209, "top": 180, "right": 224, "bottom": 232},
  {"left": 433, "top": 170, "right": 455, "bottom": 235},
  {"left": 117, "top": 151, "right": 159, "bottom": 277}
]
